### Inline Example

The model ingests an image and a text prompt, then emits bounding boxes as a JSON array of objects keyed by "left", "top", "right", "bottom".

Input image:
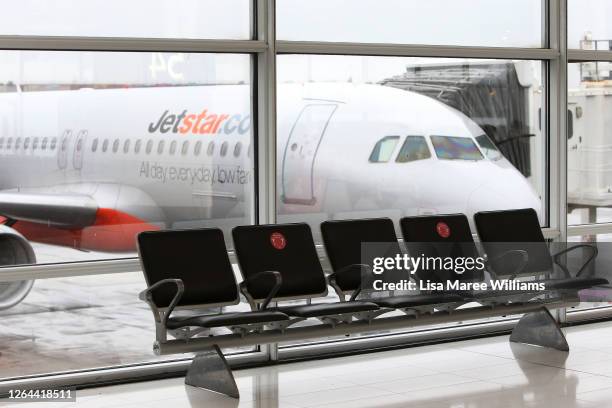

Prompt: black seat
[
  {"left": 400, "top": 214, "right": 535, "bottom": 301},
  {"left": 137, "top": 228, "right": 289, "bottom": 331},
  {"left": 474, "top": 208, "right": 608, "bottom": 291},
  {"left": 320, "top": 217, "right": 463, "bottom": 309},
  {"left": 232, "top": 223, "right": 380, "bottom": 319}
]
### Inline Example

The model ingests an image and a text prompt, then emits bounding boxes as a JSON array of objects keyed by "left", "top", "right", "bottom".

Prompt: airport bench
[{"left": 137, "top": 210, "right": 605, "bottom": 399}]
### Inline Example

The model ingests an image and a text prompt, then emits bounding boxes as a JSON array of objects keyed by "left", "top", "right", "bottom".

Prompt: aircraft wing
[{"left": 0, "top": 191, "right": 98, "bottom": 228}]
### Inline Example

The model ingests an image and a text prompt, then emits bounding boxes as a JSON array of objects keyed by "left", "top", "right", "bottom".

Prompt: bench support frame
[
  {"left": 184, "top": 345, "right": 240, "bottom": 399},
  {"left": 510, "top": 306, "right": 569, "bottom": 351}
]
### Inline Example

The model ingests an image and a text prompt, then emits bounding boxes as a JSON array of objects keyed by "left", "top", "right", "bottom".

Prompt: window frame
[{"left": 1, "top": 0, "right": 595, "bottom": 390}]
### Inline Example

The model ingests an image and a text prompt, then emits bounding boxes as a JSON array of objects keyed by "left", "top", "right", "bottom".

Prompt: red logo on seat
[
  {"left": 436, "top": 221, "right": 451, "bottom": 238},
  {"left": 270, "top": 232, "right": 287, "bottom": 250}
]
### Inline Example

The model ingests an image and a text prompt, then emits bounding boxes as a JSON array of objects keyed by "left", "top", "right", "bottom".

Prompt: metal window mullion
[
  {"left": 548, "top": 0, "right": 569, "bottom": 323},
  {"left": 568, "top": 49, "right": 612, "bottom": 62},
  {"left": 256, "top": 0, "right": 278, "bottom": 363},
  {"left": 547, "top": 0, "right": 568, "bottom": 241},
  {"left": 568, "top": 222, "right": 612, "bottom": 237},
  {"left": 256, "top": 0, "right": 277, "bottom": 228},
  {"left": 276, "top": 40, "right": 558, "bottom": 60},
  {"left": 0, "top": 258, "right": 141, "bottom": 282},
  {"left": 0, "top": 36, "right": 267, "bottom": 53}
]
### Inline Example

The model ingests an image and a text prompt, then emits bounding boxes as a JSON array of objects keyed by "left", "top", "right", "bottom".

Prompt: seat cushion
[
  {"left": 373, "top": 293, "right": 464, "bottom": 308},
  {"left": 167, "top": 310, "right": 289, "bottom": 329},
  {"left": 543, "top": 277, "right": 609, "bottom": 291},
  {"left": 277, "top": 301, "right": 379, "bottom": 318}
]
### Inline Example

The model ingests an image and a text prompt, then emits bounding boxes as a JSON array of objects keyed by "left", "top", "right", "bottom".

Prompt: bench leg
[
  {"left": 185, "top": 345, "right": 240, "bottom": 399},
  {"left": 509, "top": 307, "right": 569, "bottom": 351}
]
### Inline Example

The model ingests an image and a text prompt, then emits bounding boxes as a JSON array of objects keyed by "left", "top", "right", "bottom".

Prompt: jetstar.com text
[
  {"left": 139, "top": 161, "right": 252, "bottom": 185},
  {"left": 148, "top": 109, "right": 251, "bottom": 135}
]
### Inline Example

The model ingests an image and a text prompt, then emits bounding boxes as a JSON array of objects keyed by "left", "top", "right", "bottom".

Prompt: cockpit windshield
[
  {"left": 475, "top": 134, "right": 502, "bottom": 160},
  {"left": 431, "top": 136, "right": 484, "bottom": 161}
]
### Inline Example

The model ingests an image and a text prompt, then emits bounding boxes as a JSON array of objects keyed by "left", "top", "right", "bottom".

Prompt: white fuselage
[{"left": 0, "top": 82, "right": 541, "bottom": 250}]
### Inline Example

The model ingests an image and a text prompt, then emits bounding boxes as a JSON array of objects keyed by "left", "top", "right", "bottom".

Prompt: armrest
[
  {"left": 552, "top": 244, "right": 598, "bottom": 278},
  {"left": 486, "top": 249, "right": 528, "bottom": 280},
  {"left": 239, "top": 271, "right": 282, "bottom": 310},
  {"left": 328, "top": 264, "right": 371, "bottom": 301},
  {"left": 138, "top": 278, "right": 184, "bottom": 326}
]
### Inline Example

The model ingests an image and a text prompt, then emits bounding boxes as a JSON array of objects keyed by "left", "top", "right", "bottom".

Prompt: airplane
[{"left": 0, "top": 81, "right": 542, "bottom": 309}]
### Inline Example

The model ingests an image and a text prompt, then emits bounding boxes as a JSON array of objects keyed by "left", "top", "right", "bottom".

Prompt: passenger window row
[
  {"left": 0, "top": 136, "right": 57, "bottom": 152},
  {"left": 90, "top": 138, "right": 250, "bottom": 159},
  {"left": 0, "top": 136, "right": 252, "bottom": 161}
]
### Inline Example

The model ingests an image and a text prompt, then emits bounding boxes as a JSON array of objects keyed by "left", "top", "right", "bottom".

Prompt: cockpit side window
[
  {"left": 396, "top": 136, "right": 431, "bottom": 163},
  {"left": 475, "top": 134, "right": 502, "bottom": 160},
  {"left": 431, "top": 136, "right": 484, "bottom": 161},
  {"left": 369, "top": 136, "right": 400, "bottom": 163}
]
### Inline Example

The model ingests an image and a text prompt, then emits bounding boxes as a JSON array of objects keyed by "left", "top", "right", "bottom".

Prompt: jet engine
[{"left": 0, "top": 225, "right": 35, "bottom": 310}]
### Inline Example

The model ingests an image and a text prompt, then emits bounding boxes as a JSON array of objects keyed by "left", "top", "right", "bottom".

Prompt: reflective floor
[{"left": 5, "top": 320, "right": 612, "bottom": 407}]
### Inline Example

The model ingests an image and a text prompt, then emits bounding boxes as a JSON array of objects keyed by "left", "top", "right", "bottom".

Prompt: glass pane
[
  {"left": 396, "top": 136, "right": 431, "bottom": 163},
  {"left": 568, "top": 62, "right": 612, "bottom": 225},
  {"left": 277, "top": 55, "right": 547, "bottom": 242},
  {"left": 277, "top": 0, "right": 543, "bottom": 47},
  {"left": 0, "top": 271, "right": 257, "bottom": 378},
  {"left": 569, "top": 0, "right": 612, "bottom": 49},
  {"left": 431, "top": 136, "right": 484, "bottom": 161},
  {"left": 369, "top": 136, "right": 400, "bottom": 162},
  {"left": 0, "top": 0, "right": 250, "bottom": 39},
  {"left": 0, "top": 51, "right": 254, "bottom": 270},
  {"left": 567, "top": 233, "right": 612, "bottom": 314}
]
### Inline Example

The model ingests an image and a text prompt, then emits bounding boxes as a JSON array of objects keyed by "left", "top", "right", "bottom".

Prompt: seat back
[
  {"left": 474, "top": 208, "right": 553, "bottom": 276},
  {"left": 232, "top": 223, "right": 328, "bottom": 301},
  {"left": 321, "top": 218, "right": 402, "bottom": 292},
  {"left": 137, "top": 228, "right": 238, "bottom": 308},
  {"left": 400, "top": 214, "right": 484, "bottom": 283}
]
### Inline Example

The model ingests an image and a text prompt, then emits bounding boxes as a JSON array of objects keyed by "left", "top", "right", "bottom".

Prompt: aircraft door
[
  {"left": 57, "top": 130, "right": 72, "bottom": 170},
  {"left": 282, "top": 104, "right": 337, "bottom": 205},
  {"left": 73, "top": 130, "right": 87, "bottom": 170}
]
